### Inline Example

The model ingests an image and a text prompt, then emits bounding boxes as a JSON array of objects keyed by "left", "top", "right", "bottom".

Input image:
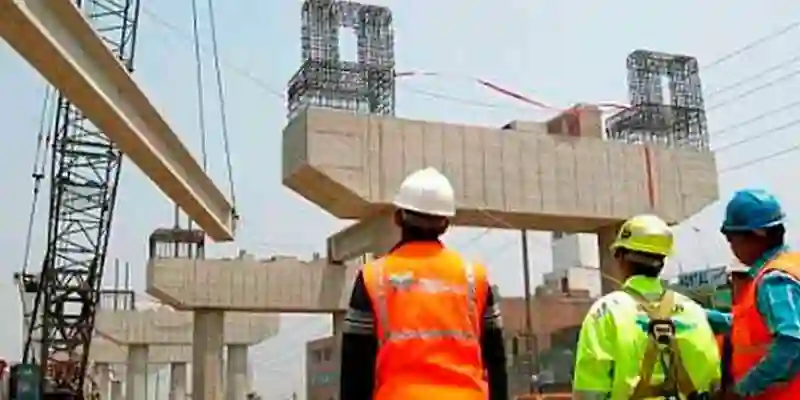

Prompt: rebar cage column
[
  {"left": 606, "top": 49, "right": 709, "bottom": 151},
  {"left": 287, "top": 0, "right": 395, "bottom": 118}
]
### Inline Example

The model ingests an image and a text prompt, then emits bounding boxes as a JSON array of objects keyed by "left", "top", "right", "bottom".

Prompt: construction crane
[{"left": 20, "top": 0, "right": 142, "bottom": 397}]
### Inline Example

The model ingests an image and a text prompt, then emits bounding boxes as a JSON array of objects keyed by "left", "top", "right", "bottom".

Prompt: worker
[
  {"left": 704, "top": 189, "right": 800, "bottom": 399},
  {"left": 573, "top": 214, "right": 721, "bottom": 399},
  {"left": 339, "top": 167, "right": 509, "bottom": 400}
]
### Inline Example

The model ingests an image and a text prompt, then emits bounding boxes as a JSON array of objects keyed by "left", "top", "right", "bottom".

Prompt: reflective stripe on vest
[{"left": 371, "top": 259, "right": 478, "bottom": 345}]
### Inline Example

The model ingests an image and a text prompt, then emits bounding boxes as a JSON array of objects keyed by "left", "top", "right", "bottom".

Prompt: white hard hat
[{"left": 392, "top": 167, "right": 456, "bottom": 217}]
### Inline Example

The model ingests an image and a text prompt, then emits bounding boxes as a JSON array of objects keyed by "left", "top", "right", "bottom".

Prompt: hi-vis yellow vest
[{"left": 573, "top": 277, "right": 721, "bottom": 399}]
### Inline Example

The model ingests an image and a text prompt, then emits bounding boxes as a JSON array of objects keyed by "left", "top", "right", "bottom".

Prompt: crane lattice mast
[{"left": 23, "top": 0, "right": 142, "bottom": 396}]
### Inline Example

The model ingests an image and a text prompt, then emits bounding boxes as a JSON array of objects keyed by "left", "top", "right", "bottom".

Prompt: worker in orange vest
[
  {"left": 339, "top": 167, "right": 509, "bottom": 400},
  {"left": 705, "top": 189, "right": 800, "bottom": 399}
]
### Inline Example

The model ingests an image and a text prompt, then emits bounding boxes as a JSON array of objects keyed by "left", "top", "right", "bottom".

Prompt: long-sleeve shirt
[
  {"left": 339, "top": 265, "right": 508, "bottom": 400},
  {"left": 705, "top": 246, "right": 800, "bottom": 397},
  {"left": 573, "top": 275, "right": 721, "bottom": 399}
]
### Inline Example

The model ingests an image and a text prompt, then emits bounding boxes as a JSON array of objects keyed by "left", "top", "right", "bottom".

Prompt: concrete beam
[
  {"left": 0, "top": 0, "right": 235, "bottom": 240},
  {"left": 95, "top": 309, "right": 278, "bottom": 345},
  {"left": 283, "top": 107, "right": 719, "bottom": 232},
  {"left": 91, "top": 337, "right": 192, "bottom": 364},
  {"left": 327, "top": 210, "right": 399, "bottom": 262},
  {"left": 147, "top": 257, "right": 359, "bottom": 312}
]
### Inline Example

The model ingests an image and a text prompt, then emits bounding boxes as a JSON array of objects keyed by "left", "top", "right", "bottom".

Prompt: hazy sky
[{"left": 2, "top": 0, "right": 800, "bottom": 398}]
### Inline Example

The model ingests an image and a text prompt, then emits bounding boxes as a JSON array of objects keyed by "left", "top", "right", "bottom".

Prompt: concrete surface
[
  {"left": 327, "top": 210, "right": 399, "bottom": 262},
  {"left": 147, "top": 256, "right": 359, "bottom": 312},
  {"left": 0, "top": 0, "right": 235, "bottom": 240},
  {"left": 95, "top": 308, "right": 279, "bottom": 344},
  {"left": 91, "top": 337, "right": 192, "bottom": 364},
  {"left": 283, "top": 107, "right": 719, "bottom": 232}
]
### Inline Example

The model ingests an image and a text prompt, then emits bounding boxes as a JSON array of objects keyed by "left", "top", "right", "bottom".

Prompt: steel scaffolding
[
  {"left": 606, "top": 49, "right": 709, "bottom": 150},
  {"left": 287, "top": 0, "right": 395, "bottom": 118}
]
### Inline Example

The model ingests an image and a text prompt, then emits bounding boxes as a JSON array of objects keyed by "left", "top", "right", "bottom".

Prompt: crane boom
[{"left": 23, "top": 0, "right": 142, "bottom": 396}]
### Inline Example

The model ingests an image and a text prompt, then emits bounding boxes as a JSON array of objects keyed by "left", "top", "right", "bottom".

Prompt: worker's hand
[{"left": 721, "top": 391, "right": 744, "bottom": 400}]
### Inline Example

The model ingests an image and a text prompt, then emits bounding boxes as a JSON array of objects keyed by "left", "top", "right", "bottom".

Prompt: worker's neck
[{"left": 398, "top": 236, "right": 440, "bottom": 244}]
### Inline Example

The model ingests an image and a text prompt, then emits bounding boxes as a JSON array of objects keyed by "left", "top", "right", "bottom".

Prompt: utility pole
[{"left": 520, "top": 229, "right": 538, "bottom": 392}]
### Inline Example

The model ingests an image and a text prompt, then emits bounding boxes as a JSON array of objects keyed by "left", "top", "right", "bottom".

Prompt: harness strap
[{"left": 625, "top": 289, "right": 699, "bottom": 399}]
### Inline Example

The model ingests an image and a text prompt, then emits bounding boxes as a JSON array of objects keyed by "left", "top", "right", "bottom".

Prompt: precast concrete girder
[
  {"left": 327, "top": 210, "right": 399, "bottom": 262},
  {"left": 147, "top": 257, "right": 359, "bottom": 312},
  {"left": 0, "top": 0, "right": 235, "bottom": 240}
]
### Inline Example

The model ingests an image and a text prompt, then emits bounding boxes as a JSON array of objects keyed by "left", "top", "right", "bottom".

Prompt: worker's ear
[
  {"left": 393, "top": 209, "right": 404, "bottom": 227},
  {"left": 440, "top": 219, "right": 450, "bottom": 235}
]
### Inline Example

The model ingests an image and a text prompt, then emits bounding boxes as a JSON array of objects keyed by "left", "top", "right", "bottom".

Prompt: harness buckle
[{"left": 648, "top": 318, "right": 675, "bottom": 345}]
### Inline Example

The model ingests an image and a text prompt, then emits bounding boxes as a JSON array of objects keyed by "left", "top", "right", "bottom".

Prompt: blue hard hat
[{"left": 721, "top": 189, "right": 785, "bottom": 233}]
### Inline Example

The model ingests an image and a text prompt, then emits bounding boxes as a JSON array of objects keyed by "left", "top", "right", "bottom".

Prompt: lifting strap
[{"left": 625, "top": 288, "right": 700, "bottom": 399}]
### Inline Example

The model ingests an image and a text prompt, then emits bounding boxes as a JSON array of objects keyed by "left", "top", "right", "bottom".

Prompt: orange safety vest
[
  {"left": 362, "top": 241, "right": 490, "bottom": 400},
  {"left": 731, "top": 252, "right": 800, "bottom": 399}
]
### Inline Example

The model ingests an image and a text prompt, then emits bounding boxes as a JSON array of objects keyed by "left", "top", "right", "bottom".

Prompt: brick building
[
  {"left": 501, "top": 288, "right": 593, "bottom": 352},
  {"left": 306, "top": 335, "right": 340, "bottom": 400}
]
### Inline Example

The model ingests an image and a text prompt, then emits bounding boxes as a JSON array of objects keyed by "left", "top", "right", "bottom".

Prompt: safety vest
[
  {"left": 573, "top": 276, "right": 721, "bottom": 400},
  {"left": 361, "top": 242, "right": 489, "bottom": 400},
  {"left": 731, "top": 252, "right": 800, "bottom": 399}
]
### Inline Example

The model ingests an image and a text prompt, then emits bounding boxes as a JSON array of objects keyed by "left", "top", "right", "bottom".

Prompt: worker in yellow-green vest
[{"left": 573, "top": 214, "right": 721, "bottom": 399}]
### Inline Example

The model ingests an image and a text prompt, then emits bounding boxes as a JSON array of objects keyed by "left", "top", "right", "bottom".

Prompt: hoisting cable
[
  {"left": 21, "top": 87, "right": 55, "bottom": 275},
  {"left": 184, "top": 0, "right": 210, "bottom": 233},
  {"left": 21, "top": 86, "right": 56, "bottom": 364},
  {"left": 190, "top": 0, "right": 209, "bottom": 172},
  {"left": 207, "top": 0, "right": 238, "bottom": 217}
]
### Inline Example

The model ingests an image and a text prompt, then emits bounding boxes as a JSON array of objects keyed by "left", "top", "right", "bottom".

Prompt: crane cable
[
  {"left": 183, "top": 0, "right": 238, "bottom": 230},
  {"left": 181, "top": 0, "right": 210, "bottom": 233},
  {"left": 190, "top": 0, "right": 209, "bottom": 172},
  {"left": 19, "top": 86, "right": 55, "bottom": 364},
  {"left": 21, "top": 87, "right": 55, "bottom": 275},
  {"left": 207, "top": 0, "right": 238, "bottom": 216}
]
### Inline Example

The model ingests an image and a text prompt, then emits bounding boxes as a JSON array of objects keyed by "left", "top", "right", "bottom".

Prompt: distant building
[
  {"left": 671, "top": 267, "right": 732, "bottom": 311},
  {"left": 306, "top": 335, "right": 339, "bottom": 400},
  {"left": 542, "top": 232, "right": 601, "bottom": 297},
  {"left": 501, "top": 290, "right": 592, "bottom": 396}
]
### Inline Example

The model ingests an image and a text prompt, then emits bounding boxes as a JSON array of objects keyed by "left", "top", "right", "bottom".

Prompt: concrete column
[
  {"left": 126, "top": 344, "right": 149, "bottom": 400},
  {"left": 110, "top": 380, "right": 123, "bottom": 400},
  {"left": 332, "top": 312, "right": 345, "bottom": 334},
  {"left": 94, "top": 363, "right": 110, "bottom": 398},
  {"left": 169, "top": 362, "right": 188, "bottom": 400},
  {"left": 193, "top": 310, "right": 225, "bottom": 400},
  {"left": 226, "top": 345, "right": 249, "bottom": 400},
  {"left": 597, "top": 222, "right": 624, "bottom": 294}
]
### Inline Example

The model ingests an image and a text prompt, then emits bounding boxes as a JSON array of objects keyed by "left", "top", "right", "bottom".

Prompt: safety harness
[{"left": 625, "top": 288, "right": 701, "bottom": 399}]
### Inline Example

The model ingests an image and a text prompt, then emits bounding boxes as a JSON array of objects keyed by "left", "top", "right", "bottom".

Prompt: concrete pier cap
[
  {"left": 95, "top": 307, "right": 279, "bottom": 345},
  {"left": 147, "top": 253, "right": 359, "bottom": 312},
  {"left": 91, "top": 337, "right": 192, "bottom": 364},
  {"left": 279, "top": 106, "right": 720, "bottom": 292},
  {"left": 282, "top": 107, "right": 718, "bottom": 231}
]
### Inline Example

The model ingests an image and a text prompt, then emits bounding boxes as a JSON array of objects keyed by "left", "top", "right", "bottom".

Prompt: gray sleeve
[
  {"left": 482, "top": 284, "right": 503, "bottom": 331},
  {"left": 341, "top": 271, "right": 376, "bottom": 336}
]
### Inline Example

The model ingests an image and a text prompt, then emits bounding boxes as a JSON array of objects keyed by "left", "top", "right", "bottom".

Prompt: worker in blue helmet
[{"left": 705, "top": 189, "right": 800, "bottom": 399}]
